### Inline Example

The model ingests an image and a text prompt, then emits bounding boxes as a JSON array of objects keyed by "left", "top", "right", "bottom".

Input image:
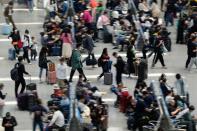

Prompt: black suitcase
[
  {"left": 104, "top": 72, "right": 113, "bottom": 85},
  {"left": 17, "top": 93, "right": 29, "bottom": 110},
  {"left": 26, "top": 83, "right": 37, "bottom": 91},
  {"left": 138, "top": 59, "right": 148, "bottom": 81},
  {"left": 28, "top": 93, "right": 37, "bottom": 110}
]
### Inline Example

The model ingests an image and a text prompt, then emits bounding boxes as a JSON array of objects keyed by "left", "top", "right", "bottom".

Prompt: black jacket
[
  {"left": 17, "top": 63, "right": 29, "bottom": 80},
  {"left": 82, "top": 35, "right": 94, "bottom": 53},
  {"left": 39, "top": 54, "right": 48, "bottom": 69},
  {"left": 2, "top": 116, "right": 17, "bottom": 131}
]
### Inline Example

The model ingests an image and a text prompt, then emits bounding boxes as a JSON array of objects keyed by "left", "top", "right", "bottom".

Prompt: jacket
[
  {"left": 83, "top": 35, "right": 94, "bottom": 52},
  {"left": 17, "top": 63, "right": 29, "bottom": 80},
  {"left": 39, "top": 54, "right": 48, "bottom": 69},
  {"left": 71, "top": 49, "right": 82, "bottom": 70},
  {"left": 2, "top": 116, "right": 17, "bottom": 131},
  {"left": 4, "top": 6, "right": 13, "bottom": 17}
]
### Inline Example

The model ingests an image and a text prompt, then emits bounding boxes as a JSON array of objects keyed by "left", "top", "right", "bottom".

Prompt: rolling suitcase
[
  {"left": 8, "top": 48, "right": 16, "bottom": 60},
  {"left": 48, "top": 62, "right": 55, "bottom": 72},
  {"left": 17, "top": 93, "right": 29, "bottom": 110},
  {"left": 52, "top": 46, "right": 61, "bottom": 56},
  {"left": 1, "top": 24, "right": 11, "bottom": 35},
  {"left": 28, "top": 93, "right": 37, "bottom": 110},
  {"left": 47, "top": 71, "right": 57, "bottom": 84},
  {"left": 26, "top": 83, "right": 37, "bottom": 91},
  {"left": 104, "top": 72, "right": 113, "bottom": 85}
]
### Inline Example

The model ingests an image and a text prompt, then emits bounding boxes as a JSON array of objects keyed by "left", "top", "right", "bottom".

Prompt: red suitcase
[{"left": 47, "top": 71, "right": 57, "bottom": 84}]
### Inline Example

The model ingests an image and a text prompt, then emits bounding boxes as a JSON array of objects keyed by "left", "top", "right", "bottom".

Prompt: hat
[
  {"left": 53, "top": 84, "right": 59, "bottom": 89},
  {"left": 112, "top": 11, "right": 119, "bottom": 19}
]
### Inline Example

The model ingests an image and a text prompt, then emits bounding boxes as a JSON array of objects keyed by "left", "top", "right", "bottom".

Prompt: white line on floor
[
  {"left": 0, "top": 39, "right": 11, "bottom": 42},
  {"left": 5, "top": 98, "right": 115, "bottom": 106},
  {"left": 13, "top": 8, "right": 44, "bottom": 11},
  {"left": 0, "top": 22, "right": 43, "bottom": 26},
  {"left": 0, "top": 73, "right": 176, "bottom": 82}
]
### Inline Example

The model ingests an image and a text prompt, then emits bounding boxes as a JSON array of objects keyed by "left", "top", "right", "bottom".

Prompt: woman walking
[
  {"left": 9, "top": 29, "right": 21, "bottom": 56},
  {"left": 38, "top": 47, "right": 49, "bottom": 83},
  {"left": 97, "top": 48, "right": 112, "bottom": 80}
]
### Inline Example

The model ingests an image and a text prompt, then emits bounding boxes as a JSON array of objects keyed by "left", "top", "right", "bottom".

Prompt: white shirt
[
  {"left": 22, "top": 34, "right": 31, "bottom": 47},
  {"left": 49, "top": 110, "right": 65, "bottom": 127},
  {"left": 56, "top": 63, "right": 67, "bottom": 80}
]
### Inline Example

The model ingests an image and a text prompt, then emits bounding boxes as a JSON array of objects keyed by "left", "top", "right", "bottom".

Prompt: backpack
[
  {"left": 97, "top": 56, "right": 102, "bottom": 67},
  {"left": 10, "top": 63, "right": 19, "bottom": 81}
]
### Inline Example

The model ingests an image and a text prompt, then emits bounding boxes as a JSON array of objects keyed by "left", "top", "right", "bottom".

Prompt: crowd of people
[{"left": 0, "top": 0, "right": 197, "bottom": 130}]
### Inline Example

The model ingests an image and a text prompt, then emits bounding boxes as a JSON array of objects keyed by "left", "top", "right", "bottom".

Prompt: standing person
[
  {"left": 188, "top": 34, "right": 197, "bottom": 71},
  {"left": 56, "top": 57, "right": 67, "bottom": 88},
  {"left": 2, "top": 112, "right": 17, "bottom": 131},
  {"left": 152, "top": 33, "right": 167, "bottom": 68},
  {"left": 82, "top": 30, "right": 96, "bottom": 66},
  {"left": 174, "top": 74, "right": 186, "bottom": 97},
  {"left": 0, "top": 83, "right": 7, "bottom": 118},
  {"left": 185, "top": 33, "right": 195, "bottom": 69},
  {"left": 14, "top": 56, "right": 30, "bottom": 97},
  {"left": 38, "top": 47, "right": 49, "bottom": 83},
  {"left": 30, "top": 37, "right": 38, "bottom": 61},
  {"left": 61, "top": 28, "right": 73, "bottom": 58},
  {"left": 69, "top": 44, "right": 87, "bottom": 82},
  {"left": 22, "top": 29, "right": 32, "bottom": 64},
  {"left": 8, "top": 29, "right": 21, "bottom": 56},
  {"left": 126, "top": 44, "right": 136, "bottom": 77},
  {"left": 3, "top": 1, "right": 16, "bottom": 29},
  {"left": 97, "top": 48, "right": 111, "bottom": 80},
  {"left": 30, "top": 99, "right": 48, "bottom": 131},
  {"left": 114, "top": 56, "right": 125, "bottom": 84},
  {"left": 27, "top": 0, "right": 34, "bottom": 12}
]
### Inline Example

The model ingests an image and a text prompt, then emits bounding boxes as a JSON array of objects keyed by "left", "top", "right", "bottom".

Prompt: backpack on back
[{"left": 10, "top": 63, "right": 19, "bottom": 81}]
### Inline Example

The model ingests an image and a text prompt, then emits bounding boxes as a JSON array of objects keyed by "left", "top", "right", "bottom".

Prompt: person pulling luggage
[
  {"left": 97, "top": 48, "right": 112, "bottom": 80},
  {"left": 14, "top": 56, "right": 31, "bottom": 97},
  {"left": 82, "top": 30, "right": 96, "bottom": 67}
]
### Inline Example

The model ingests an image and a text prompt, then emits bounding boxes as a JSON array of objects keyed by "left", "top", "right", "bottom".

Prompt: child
[{"left": 30, "top": 36, "right": 38, "bottom": 60}]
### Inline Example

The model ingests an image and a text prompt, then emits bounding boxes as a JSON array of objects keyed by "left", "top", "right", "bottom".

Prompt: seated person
[{"left": 168, "top": 99, "right": 182, "bottom": 117}]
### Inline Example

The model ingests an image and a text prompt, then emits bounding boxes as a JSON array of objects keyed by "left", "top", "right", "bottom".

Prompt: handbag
[
  {"left": 17, "top": 40, "right": 23, "bottom": 49},
  {"left": 86, "top": 55, "right": 97, "bottom": 66},
  {"left": 0, "top": 99, "right": 5, "bottom": 106}
]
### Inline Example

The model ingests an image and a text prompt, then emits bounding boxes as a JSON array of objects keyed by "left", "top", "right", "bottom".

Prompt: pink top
[
  {"left": 82, "top": 10, "right": 93, "bottom": 24},
  {"left": 61, "top": 33, "right": 72, "bottom": 44}
]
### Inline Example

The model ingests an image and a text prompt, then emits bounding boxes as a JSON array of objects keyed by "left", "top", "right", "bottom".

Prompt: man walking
[
  {"left": 14, "top": 56, "right": 30, "bottom": 97},
  {"left": 3, "top": 1, "right": 16, "bottom": 29},
  {"left": 69, "top": 44, "right": 87, "bottom": 82},
  {"left": 82, "top": 30, "right": 96, "bottom": 66},
  {"left": 30, "top": 99, "right": 48, "bottom": 131},
  {"left": 188, "top": 34, "right": 197, "bottom": 71}
]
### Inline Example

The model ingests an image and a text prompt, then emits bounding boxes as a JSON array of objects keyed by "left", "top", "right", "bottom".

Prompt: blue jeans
[
  {"left": 27, "top": 0, "right": 34, "bottom": 11},
  {"left": 39, "top": 68, "right": 48, "bottom": 79},
  {"left": 33, "top": 120, "right": 43, "bottom": 131}
]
